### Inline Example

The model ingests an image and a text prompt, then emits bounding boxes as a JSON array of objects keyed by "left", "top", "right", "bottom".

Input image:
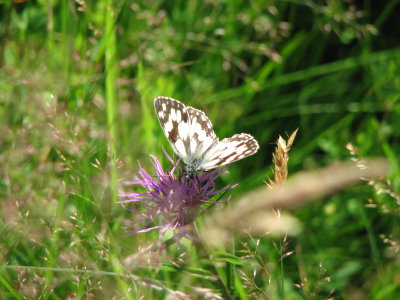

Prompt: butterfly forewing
[
  {"left": 186, "top": 107, "right": 217, "bottom": 158},
  {"left": 154, "top": 97, "right": 191, "bottom": 163}
]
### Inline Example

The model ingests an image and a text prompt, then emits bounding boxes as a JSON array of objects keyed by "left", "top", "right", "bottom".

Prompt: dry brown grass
[
  {"left": 267, "top": 129, "right": 298, "bottom": 190},
  {"left": 202, "top": 131, "right": 390, "bottom": 246}
]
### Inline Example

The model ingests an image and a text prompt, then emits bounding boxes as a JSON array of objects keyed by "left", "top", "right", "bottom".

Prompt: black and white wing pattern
[
  {"left": 200, "top": 133, "right": 259, "bottom": 170},
  {"left": 154, "top": 96, "right": 259, "bottom": 175},
  {"left": 154, "top": 96, "right": 191, "bottom": 163}
]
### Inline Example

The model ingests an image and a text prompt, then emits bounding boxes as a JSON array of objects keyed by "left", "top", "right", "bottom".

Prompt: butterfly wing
[
  {"left": 154, "top": 96, "right": 259, "bottom": 173},
  {"left": 200, "top": 133, "right": 259, "bottom": 170},
  {"left": 154, "top": 96, "right": 191, "bottom": 163},
  {"left": 186, "top": 107, "right": 217, "bottom": 160}
]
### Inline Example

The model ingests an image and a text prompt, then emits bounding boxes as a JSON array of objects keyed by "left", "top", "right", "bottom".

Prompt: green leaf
[{"left": 211, "top": 252, "right": 244, "bottom": 265}]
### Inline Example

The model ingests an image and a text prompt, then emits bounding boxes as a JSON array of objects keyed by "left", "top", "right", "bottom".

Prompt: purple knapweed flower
[{"left": 119, "top": 150, "right": 237, "bottom": 241}]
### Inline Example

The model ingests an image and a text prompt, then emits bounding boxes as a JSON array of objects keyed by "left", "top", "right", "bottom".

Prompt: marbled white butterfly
[{"left": 154, "top": 96, "right": 259, "bottom": 179}]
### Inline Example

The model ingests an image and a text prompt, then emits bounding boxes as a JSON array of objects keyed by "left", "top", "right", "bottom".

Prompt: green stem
[
  {"left": 359, "top": 204, "right": 380, "bottom": 266},
  {"left": 105, "top": 3, "right": 134, "bottom": 298},
  {"left": 105, "top": 0, "right": 118, "bottom": 203},
  {"left": 280, "top": 239, "right": 285, "bottom": 300}
]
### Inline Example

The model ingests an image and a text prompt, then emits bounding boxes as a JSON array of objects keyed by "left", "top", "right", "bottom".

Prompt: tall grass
[
  {"left": 0, "top": 0, "right": 399, "bottom": 298},
  {"left": 104, "top": 0, "right": 118, "bottom": 203}
]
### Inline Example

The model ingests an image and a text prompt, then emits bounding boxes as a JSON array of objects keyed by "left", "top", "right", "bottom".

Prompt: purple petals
[{"left": 119, "top": 152, "right": 236, "bottom": 241}]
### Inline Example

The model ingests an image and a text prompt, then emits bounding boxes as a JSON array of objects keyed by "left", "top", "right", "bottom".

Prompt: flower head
[{"left": 119, "top": 150, "right": 237, "bottom": 241}]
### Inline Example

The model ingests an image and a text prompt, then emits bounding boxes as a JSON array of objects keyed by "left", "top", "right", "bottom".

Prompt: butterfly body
[
  {"left": 184, "top": 138, "right": 219, "bottom": 179},
  {"left": 154, "top": 96, "right": 259, "bottom": 178}
]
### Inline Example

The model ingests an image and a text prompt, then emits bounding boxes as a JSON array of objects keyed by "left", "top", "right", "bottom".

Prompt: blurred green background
[{"left": 0, "top": 0, "right": 399, "bottom": 298}]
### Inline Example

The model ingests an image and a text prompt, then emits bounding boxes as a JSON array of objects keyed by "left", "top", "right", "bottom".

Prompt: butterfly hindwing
[{"left": 200, "top": 133, "right": 259, "bottom": 170}]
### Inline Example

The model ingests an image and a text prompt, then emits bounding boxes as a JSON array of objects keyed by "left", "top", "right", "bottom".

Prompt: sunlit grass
[{"left": 0, "top": 0, "right": 399, "bottom": 298}]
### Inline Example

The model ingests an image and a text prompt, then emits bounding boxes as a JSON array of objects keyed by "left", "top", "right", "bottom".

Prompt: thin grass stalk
[
  {"left": 279, "top": 239, "right": 285, "bottom": 300},
  {"left": 347, "top": 143, "right": 381, "bottom": 266},
  {"left": 46, "top": 0, "right": 53, "bottom": 51},
  {"left": 60, "top": 0, "right": 70, "bottom": 79},
  {"left": 105, "top": 0, "right": 118, "bottom": 203},
  {"left": 373, "top": 0, "right": 400, "bottom": 29},
  {"left": 105, "top": 3, "right": 135, "bottom": 298},
  {"left": 0, "top": 276, "right": 22, "bottom": 300},
  {"left": 268, "top": 131, "right": 297, "bottom": 300}
]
